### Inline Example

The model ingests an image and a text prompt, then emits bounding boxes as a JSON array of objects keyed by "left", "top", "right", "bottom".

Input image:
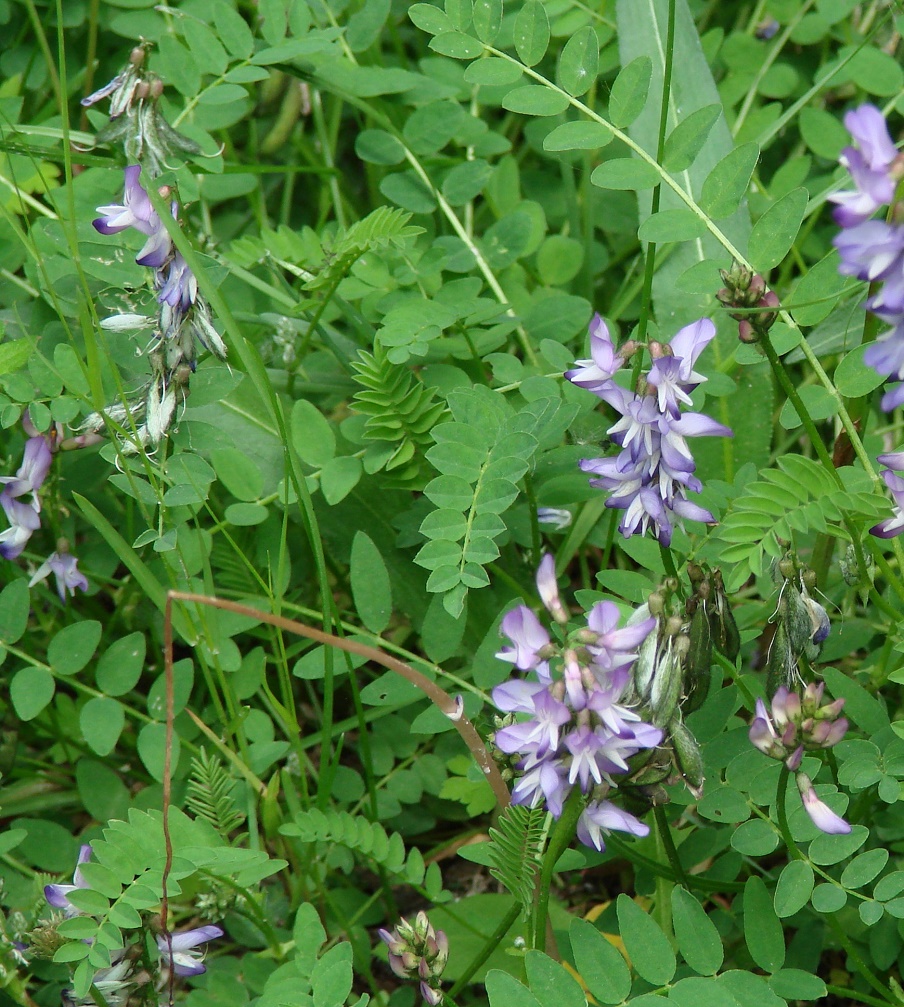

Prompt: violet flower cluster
[
  {"left": 566, "top": 315, "right": 732, "bottom": 546},
  {"left": 82, "top": 49, "right": 224, "bottom": 450},
  {"left": 0, "top": 432, "right": 87, "bottom": 600},
  {"left": 830, "top": 104, "right": 904, "bottom": 410},
  {"left": 492, "top": 555, "right": 661, "bottom": 851},
  {"left": 749, "top": 684, "right": 851, "bottom": 834},
  {"left": 43, "top": 844, "right": 223, "bottom": 1003}
]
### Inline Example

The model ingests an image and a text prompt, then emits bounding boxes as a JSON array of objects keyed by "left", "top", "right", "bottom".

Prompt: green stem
[
  {"left": 775, "top": 765, "right": 804, "bottom": 861},
  {"left": 653, "top": 805, "right": 689, "bottom": 889},
  {"left": 825, "top": 913, "right": 899, "bottom": 1005},
  {"left": 533, "top": 790, "right": 583, "bottom": 953},
  {"left": 825, "top": 986, "right": 896, "bottom": 1007}
]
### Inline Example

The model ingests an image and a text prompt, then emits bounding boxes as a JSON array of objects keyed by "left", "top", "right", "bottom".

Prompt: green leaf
[
  {"left": 730, "top": 818, "right": 779, "bottom": 856},
  {"left": 821, "top": 666, "right": 890, "bottom": 735},
  {"left": 472, "top": 0, "right": 502, "bottom": 44},
  {"left": 428, "top": 30, "right": 483, "bottom": 58},
  {"left": 790, "top": 251, "right": 849, "bottom": 326},
  {"left": 778, "top": 385, "right": 837, "bottom": 429},
  {"left": 834, "top": 344, "right": 887, "bottom": 397},
  {"left": 543, "top": 120, "right": 613, "bottom": 151},
  {"left": 485, "top": 971, "right": 542, "bottom": 1007},
  {"left": 355, "top": 129, "right": 407, "bottom": 164},
  {"left": 808, "top": 824, "right": 868, "bottom": 866},
  {"left": 671, "top": 886, "right": 723, "bottom": 975},
  {"left": 502, "top": 86, "right": 570, "bottom": 116},
  {"left": 743, "top": 876, "right": 785, "bottom": 973},
  {"left": 95, "top": 632, "right": 146, "bottom": 696},
  {"left": 347, "top": 0, "right": 391, "bottom": 51},
  {"left": 699, "top": 142, "right": 759, "bottom": 218},
  {"left": 350, "top": 532, "right": 392, "bottom": 634},
  {"left": 590, "top": 158, "right": 660, "bottom": 189},
  {"left": 137, "top": 722, "right": 181, "bottom": 784},
  {"left": 319, "top": 456, "right": 363, "bottom": 505},
  {"left": 442, "top": 159, "right": 493, "bottom": 204},
  {"left": 513, "top": 0, "right": 549, "bottom": 66},
  {"left": 558, "top": 26, "right": 599, "bottom": 97},
  {"left": 10, "top": 667, "right": 55, "bottom": 721},
  {"left": 609, "top": 55, "right": 652, "bottom": 128},
  {"left": 616, "top": 894, "right": 676, "bottom": 985},
  {"left": 662, "top": 103, "right": 722, "bottom": 171},
  {"left": 0, "top": 579, "right": 29, "bottom": 643},
  {"left": 311, "top": 942, "right": 353, "bottom": 1007},
  {"left": 697, "top": 785, "right": 750, "bottom": 823},
  {"left": 749, "top": 187, "right": 809, "bottom": 272},
  {"left": 210, "top": 447, "right": 264, "bottom": 501},
  {"left": 0, "top": 338, "right": 32, "bottom": 375},
  {"left": 80, "top": 698, "right": 125, "bottom": 757},
  {"left": 48, "top": 621, "right": 102, "bottom": 676},
  {"left": 811, "top": 883, "right": 847, "bottom": 913},
  {"left": 569, "top": 918, "right": 631, "bottom": 1004},
  {"left": 408, "top": 3, "right": 453, "bottom": 34},
  {"left": 637, "top": 208, "right": 707, "bottom": 243},
  {"left": 768, "top": 969, "right": 827, "bottom": 1001},
  {"left": 464, "top": 57, "right": 522, "bottom": 85},
  {"left": 292, "top": 399, "right": 336, "bottom": 467},
  {"left": 524, "top": 950, "right": 586, "bottom": 1007},
  {"left": 841, "top": 849, "right": 888, "bottom": 890}
]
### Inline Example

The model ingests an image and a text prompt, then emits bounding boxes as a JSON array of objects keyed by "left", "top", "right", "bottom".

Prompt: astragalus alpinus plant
[{"left": 3, "top": 0, "right": 904, "bottom": 1005}]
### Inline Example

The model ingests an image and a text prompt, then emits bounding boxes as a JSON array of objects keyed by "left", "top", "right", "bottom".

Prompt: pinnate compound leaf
[
  {"left": 616, "top": 894, "right": 676, "bottom": 985},
  {"left": 513, "top": 1, "right": 549, "bottom": 66},
  {"left": 558, "top": 26, "right": 599, "bottom": 97},
  {"left": 569, "top": 918, "right": 630, "bottom": 1004},
  {"left": 608, "top": 55, "right": 652, "bottom": 127}
]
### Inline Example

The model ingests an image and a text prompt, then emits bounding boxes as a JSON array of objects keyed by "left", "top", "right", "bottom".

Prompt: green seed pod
[
  {"left": 709, "top": 570, "right": 740, "bottom": 661},
  {"left": 766, "top": 619, "right": 795, "bottom": 695},
  {"left": 682, "top": 603, "right": 712, "bottom": 714},
  {"left": 651, "top": 639, "right": 684, "bottom": 728},
  {"left": 670, "top": 718, "right": 704, "bottom": 798}
]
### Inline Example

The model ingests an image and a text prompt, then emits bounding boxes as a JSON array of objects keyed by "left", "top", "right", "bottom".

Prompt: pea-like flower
[
  {"left": 30, "top": 551, "right": 89, "bottom": 602},
  {"left": 156, "top": 924, "right": 224, "bottom": 977},
  {"left": 379, "top": 911, "right": 448, "bottom": 1006},
  {"left": 871, "top": 451, "right": 904, "bottom": 539},
  {"left": 797, "top": 773, "right": 851, "bottom": 835},
  {"left": 44, "top": 844, "right": 92, "bottom": 917},
  {"left": 567, "top": 316, "right": 731, "bottom": 546},
  {"left": 93, "top": 165, "right": 174, "bottom": 268}
]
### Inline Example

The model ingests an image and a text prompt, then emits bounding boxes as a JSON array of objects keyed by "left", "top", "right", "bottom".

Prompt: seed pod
[
  {"left": 682, "top": 603, "right": 712, "bottom": 714},
  {"left": 766, "top": 619, "right": 795, "bottom": 695},
  {"left": 670, "top": 718, "right": 704, "bottom": 798},
  {"left": 651, "top": 639, "right": 684, "bottom": 728},
  {"left": 709, "top": 569, "right": 741, "bottom": 661}
]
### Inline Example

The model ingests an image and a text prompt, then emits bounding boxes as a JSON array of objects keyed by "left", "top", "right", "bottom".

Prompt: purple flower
[
  {"left": 871, "top": 452, "right": 904, "bottom": 538},
  {"left": 44, "top": 844, "right": 92, "bottom": 916},
  {"left": 0, "top": 436, "right": 52, "bottom": 500},
  {"left": 157, "top": 252, "right": 198, "bottom": 311},
  {"left": 29, "top": 552, "right": 89, "bottom": 601},
  {"left": 568, "top": 316, "right": 731, "bottom": 546},
  {"left": 564, "top": 314, "right": 624, "bottom": 403},
  {"left": 494, "top": 689, "right": 571, "bottom": 757},
  {"left": 510, "top": 755, "right": 570, "bottom": 817},
  {"left": 495, "top": 606, "right": 551, "bottom": 674},
  {"left": 94, "top": 165, "right": 173, "bottom": 268},
  {"left": 585, "top": 600, "right": 656, "bottom": 679},
  {"left": 577, "top": 800, "right": 649, "bottom": 852},
  {"left": 830, "top": 105, "right": 900, "bottom": 227},
  {"left": 157, "top": 925, "right": 224, "bottom": 977},
  {"left": 797, "top": 774, "right": 851, "bottom": 835}
]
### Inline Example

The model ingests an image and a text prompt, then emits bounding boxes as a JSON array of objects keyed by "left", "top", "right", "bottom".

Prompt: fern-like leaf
[
  {"left": 306, "top": 207, "right": 424, "bottom": 291},
  {"left": 486, "top": 805, "right": 548, "bottom": 912},
  {"left": 281, "top": 809, "right": 451, "bottom": 901},
  {"left": 185, "top": 749, "right": 246, "bottom": 838},
  {"left": 716, "top": 456, "right": 886, "bottom": 580},
  {"left": 351, "top": 342, "right": 447, "bottom": 487}
]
